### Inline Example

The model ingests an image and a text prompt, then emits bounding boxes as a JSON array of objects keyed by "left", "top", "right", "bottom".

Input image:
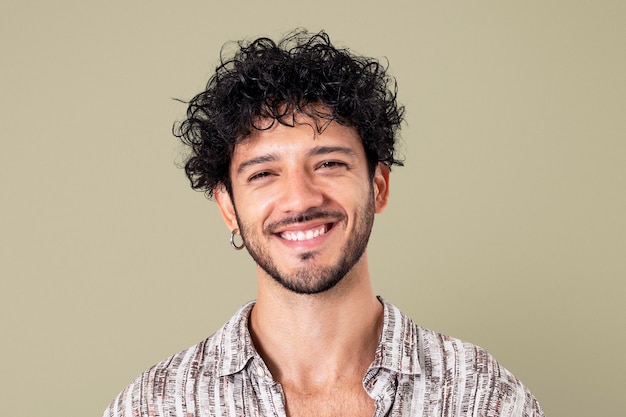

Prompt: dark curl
[{"left": 174, "top": 29, "right": 405, "bottom": 199}]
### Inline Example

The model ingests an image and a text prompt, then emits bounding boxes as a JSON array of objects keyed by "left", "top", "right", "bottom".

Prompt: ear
[
  {"left": 373, "top": 163, "right": 390, "bottom": 213},
  {"left": 214, "top": 183, "right": 239, "bottom": 231}
]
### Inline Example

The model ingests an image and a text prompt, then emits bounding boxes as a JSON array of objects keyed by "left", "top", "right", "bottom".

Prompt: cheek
[
  {"left": 356, "top": 182, "right": 375, "bottom": 204},
  {"left": 233, "top": 191, "right": 276, "bottom": 228}
]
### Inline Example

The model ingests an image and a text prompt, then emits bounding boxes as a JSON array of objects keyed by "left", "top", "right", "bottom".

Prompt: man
[{"left": 103, "top": 29, "right": 544, "bottom": 416}]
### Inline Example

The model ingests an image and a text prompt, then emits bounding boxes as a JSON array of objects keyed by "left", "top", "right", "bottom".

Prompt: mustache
[{"left": 266, "top": 209, "right": 345, "bottom": 232}]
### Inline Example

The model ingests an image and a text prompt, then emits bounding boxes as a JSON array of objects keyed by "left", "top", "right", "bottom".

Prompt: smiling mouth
[{"left": 279, "top": 224, "right": 331, "bottom": 241}]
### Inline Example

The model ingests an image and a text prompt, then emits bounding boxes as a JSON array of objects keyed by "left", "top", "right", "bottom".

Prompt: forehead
[{"left": 234, "top": 116, "right": 364, "bottom": 158}]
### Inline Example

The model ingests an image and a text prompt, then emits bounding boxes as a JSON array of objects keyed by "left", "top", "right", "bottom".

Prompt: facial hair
[{"left": 234, "top": 191, "right": 376, "bottom": 295}]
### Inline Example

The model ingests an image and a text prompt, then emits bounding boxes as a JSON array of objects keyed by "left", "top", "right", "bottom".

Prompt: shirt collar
[
  {"left": 216, "top": 301, "right": 257, "bottom": 377},
  {"left": 215, "top": 297, "right": 422, "bottom": 377},
  {"left": 371, "top": 297, "right": 422, "bottom": 375}
]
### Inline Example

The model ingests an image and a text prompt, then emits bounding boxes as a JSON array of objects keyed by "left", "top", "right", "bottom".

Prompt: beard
[{"left": 234, "top": 192, "right": 375, "bottom": 295}]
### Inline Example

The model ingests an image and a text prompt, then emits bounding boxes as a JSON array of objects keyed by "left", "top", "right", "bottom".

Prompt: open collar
[{"left": 215, "top": 298, "right": 422, "bottom": 378}]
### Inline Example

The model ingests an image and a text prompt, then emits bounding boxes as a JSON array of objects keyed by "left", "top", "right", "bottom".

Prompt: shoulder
[
  {"left": 416, "top": 324, "right": 502, "bottom": 376},
  {"left": 415, "top": 325, "right": 544, "bottom": 417},
  {"left": 102, "top": 333, "right": 219, "bottom": 417},
  {"left": 102, "top": 302, "right": 256, "bottom": 417},
  {"left": 381, "top": 301, "right": 543, "bottom": 417}
]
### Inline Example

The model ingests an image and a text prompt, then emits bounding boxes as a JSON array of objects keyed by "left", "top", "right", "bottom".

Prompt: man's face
[{"left": 216, "top": 116, "right": 389, "bottom": 294}]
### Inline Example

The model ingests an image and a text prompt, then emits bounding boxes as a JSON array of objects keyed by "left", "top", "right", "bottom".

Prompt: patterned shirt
[{"left": 103, "top": 299, "right": 544, "bottom": 416}]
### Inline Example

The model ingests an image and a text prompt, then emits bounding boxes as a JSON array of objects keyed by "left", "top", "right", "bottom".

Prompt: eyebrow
[
  {"left": 306, "top": 146, "right": 358, "bottom": 159},
  {"left": 235, "top": 146, "right": 358, "bottom": 176},
  {"left": 236, "top": 153, "right": 279, "bottom": 175}
]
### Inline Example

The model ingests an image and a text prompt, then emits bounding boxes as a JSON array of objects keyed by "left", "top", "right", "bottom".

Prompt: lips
[{"left": 279, "top": 224, "right": 330, "bottom": 241}]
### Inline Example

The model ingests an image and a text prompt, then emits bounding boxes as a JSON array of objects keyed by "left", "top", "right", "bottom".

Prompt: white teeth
[{"left": 281, "top": 225, "right": 327, "bottom": 241}]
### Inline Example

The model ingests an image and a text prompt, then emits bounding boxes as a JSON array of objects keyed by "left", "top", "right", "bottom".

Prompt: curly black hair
[{"left": 174, "top": 29, "right": 404, "bottom": 199}]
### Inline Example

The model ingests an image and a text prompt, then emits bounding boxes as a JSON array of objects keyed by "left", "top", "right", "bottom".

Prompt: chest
[{"left": 282, "top": 385, "right": 375, "bottom": 417}]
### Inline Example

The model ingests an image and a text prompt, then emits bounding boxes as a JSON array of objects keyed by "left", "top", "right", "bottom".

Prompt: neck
[{"left": 249, "top": 256, "right": 383, "bottom": 392}]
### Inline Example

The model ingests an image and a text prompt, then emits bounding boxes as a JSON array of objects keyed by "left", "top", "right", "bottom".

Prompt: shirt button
[{"left": 256, "top": 366, "right": 265, "bottom": 378}]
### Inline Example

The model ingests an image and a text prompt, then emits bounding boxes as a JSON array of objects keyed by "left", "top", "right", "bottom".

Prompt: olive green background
[{"left": 1, "top": 1, "right": 624, "bottom": 416}]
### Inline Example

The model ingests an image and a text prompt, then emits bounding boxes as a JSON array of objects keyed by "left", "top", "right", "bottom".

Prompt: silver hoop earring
[{"left": 230, "top": 228, "right": 245, "bottom": 250}]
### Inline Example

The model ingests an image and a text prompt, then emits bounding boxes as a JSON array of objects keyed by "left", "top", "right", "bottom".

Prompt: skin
[{"left": 214, "top": 114, "right": 390, "bottom": 416}]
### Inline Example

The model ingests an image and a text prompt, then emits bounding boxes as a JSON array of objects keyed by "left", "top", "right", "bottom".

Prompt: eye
[
  {"left": 248, "top": 171, "right": 273, "bottom": 182},
  {"left": 317, "top": 160, "right": 347, "bottom": 170}
]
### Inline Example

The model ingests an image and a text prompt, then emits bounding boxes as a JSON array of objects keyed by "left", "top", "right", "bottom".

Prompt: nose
[{"left": 277, "top": 168, "right": 325, "bottom": 214}]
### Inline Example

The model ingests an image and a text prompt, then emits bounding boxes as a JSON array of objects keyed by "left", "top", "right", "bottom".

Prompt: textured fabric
[{"left": 103, "top": 299, "right": 544, "bottom": 416}]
